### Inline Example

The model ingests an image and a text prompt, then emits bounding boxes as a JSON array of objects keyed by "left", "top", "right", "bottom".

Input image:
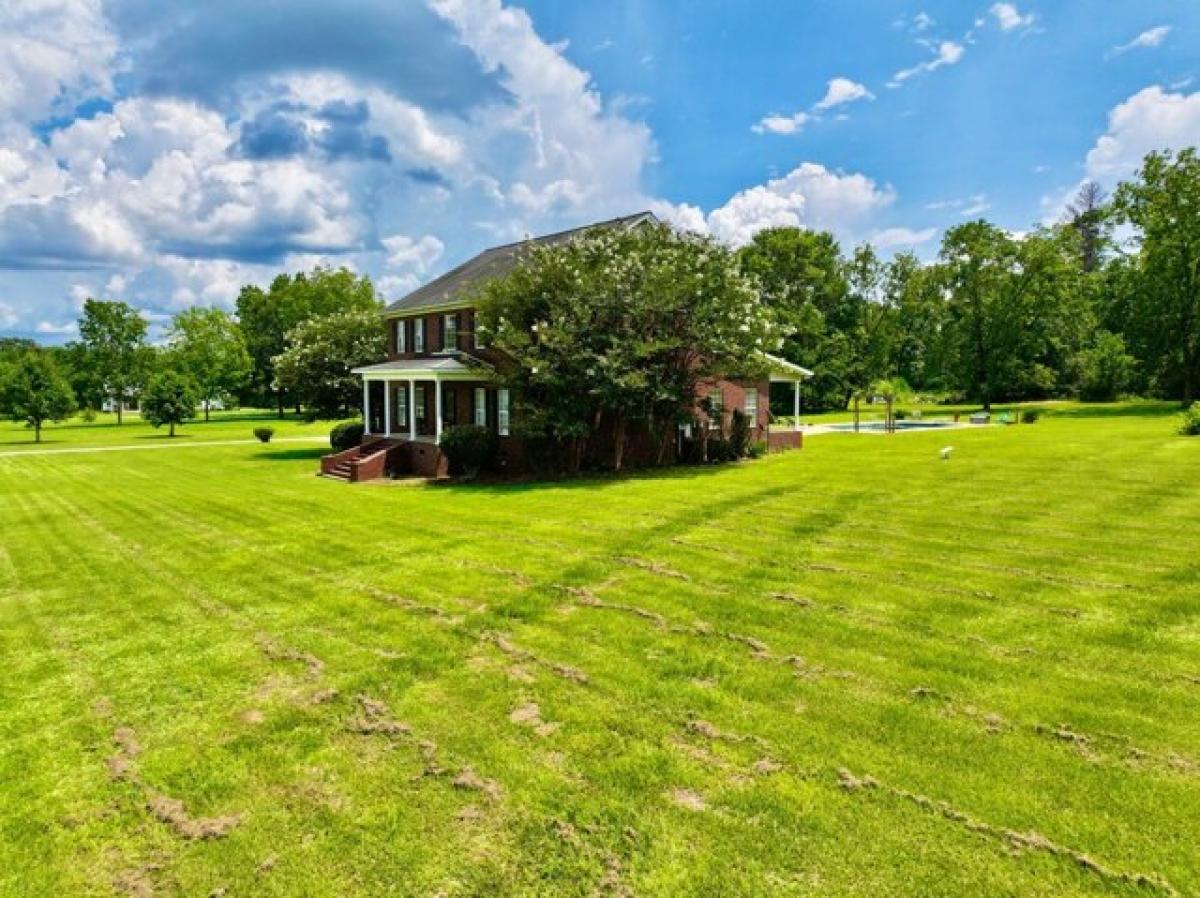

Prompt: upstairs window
[
  {"left": 442, "top": 313, "right": 458, "bottom": 352},
  {"left": 413, "top": 318, "right": 425, "bottom": 353},
  {"left": 396, "top": 319, "right": 407, "bottom": 353}
]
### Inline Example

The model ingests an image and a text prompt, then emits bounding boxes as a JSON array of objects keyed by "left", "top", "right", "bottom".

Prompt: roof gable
[{"left": 384, "top": 211, "right": 657, "bottom": 315}]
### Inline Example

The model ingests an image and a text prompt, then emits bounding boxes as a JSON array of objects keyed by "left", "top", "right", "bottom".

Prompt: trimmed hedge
[{"left": 330, "top": 421, "right": 365, "bottom": 451}]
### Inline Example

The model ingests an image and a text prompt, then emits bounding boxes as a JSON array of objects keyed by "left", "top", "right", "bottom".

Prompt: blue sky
[{"left": 1, "top": 0, "right": 1198, "bottom": 341}]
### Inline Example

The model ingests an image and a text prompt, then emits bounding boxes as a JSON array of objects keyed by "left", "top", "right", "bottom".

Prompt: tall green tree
[
  {"left": 141, "top": 372, "right": 200, "bottom": 438},
  {"left": 939, "top": 222, "right": 1086, "bottom": 408},
  {"left": 237, "top": 267, "right": 379, "bottom": 417},
  {"left": 1113, "top": 148, "right": 1200, "bottom": 405},
  {"left": 1064, "top": 180, "right": 1110, "bottom": 274},
  {"left": 168, "top": 307, "right": 251, "bottom": 421},
  {"left": 1, "top": 351, "right": 76, "bottom": 443},
  {"left": 479, "top": 223, "right": 778, "bottom": 471},
  {"left": 737, "top": 228, "right": 858, "bottom": 411},
  {"left": 273, "top": 309, "right": 386, "bottom": 419},
  {"left": 76, "top": 299, "right": 150, "bottom": 424}
]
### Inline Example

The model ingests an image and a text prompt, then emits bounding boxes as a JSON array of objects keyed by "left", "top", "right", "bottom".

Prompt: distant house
[{"left": 322, "top": 212, "right": 811, "bottom": 481}]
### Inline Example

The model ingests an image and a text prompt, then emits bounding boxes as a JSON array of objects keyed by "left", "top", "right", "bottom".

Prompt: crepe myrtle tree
[
  {"left": 475, "top": 222, "right": 780, "bottom": 472},
  {"left": 274, "top": 309, "right": 386, "bottom": 419}
]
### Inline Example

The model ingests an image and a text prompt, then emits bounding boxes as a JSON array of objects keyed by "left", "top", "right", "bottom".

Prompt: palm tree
[{"left": 871, "top": 379, "right": 898, "bottom": 434}]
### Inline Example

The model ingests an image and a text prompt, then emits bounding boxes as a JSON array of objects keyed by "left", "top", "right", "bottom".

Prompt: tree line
[
  {"left": 741, "top": 148, "right": 1200, "bottom": 412},
  {"left": 0, "top": 267, "right": 385, "bottom": 441},
  {"left": 2, "top": 146, "right": 1197, "bottom": 443}
]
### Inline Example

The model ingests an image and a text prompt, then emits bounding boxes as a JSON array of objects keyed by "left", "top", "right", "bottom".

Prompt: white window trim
[
  {"left": 474, "top": 387, "right": 487, "bottom": 427},
  {"left": 413, "top": 319, "right": 425, "bottom": 353},
  {"left": 745, "top": 387, "right": 758, "bottom": 421},
  {"left": 708, "top": 388, "right": 724, "bottom": 428},
  {"left": 498, "top": 388, "right": 510, "bottom": 436},
  {"left": 396, "top": 319, "right": 406, "bottom": 354},
  {"left": 442, "top": 313, "right": 458, "bottom": 353}
]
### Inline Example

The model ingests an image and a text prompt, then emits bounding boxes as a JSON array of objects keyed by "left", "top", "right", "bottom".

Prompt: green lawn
[
  {"left": 0, "top": 409, "right": 331, "bottom": 452},
  {"left": 1, "top": 403, "right": 1197, "bottom": 896}
]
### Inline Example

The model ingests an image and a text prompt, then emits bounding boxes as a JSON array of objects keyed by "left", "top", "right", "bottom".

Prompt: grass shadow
[
  {"left": 1047, "top": 401, "right": 1180, "bottom": 420},
  {"left": 438, "top": 459, "right": 759, "bottom": 496},
  {"left": 251, "top": 447, "right": 330, "bottom": 462}
]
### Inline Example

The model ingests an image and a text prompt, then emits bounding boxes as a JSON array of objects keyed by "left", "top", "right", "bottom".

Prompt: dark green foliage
[
  {"left": 236, "top": 266, "right": 381, "bottom": 414},
  {"left": 1022, "top": 409, "right": 1041, "bottom": 424},
  {"left": 253, "top": 427, "right": 275, "bottom": 443},
  {"left": 75, "top": 299, "right": 152, "bottom": 424},
  {"left": 747, "top": 440, "right": 767, "bottom": 459},
  {"left": 169, "top": 307, "right": 250, "bottom": 421},
  {"left": 728, "top": 409, "right": 752, "bottom": 459},
  {"left": 1073, "top": 331, "right": 1137, "bottom": 402},
  {"left": 330, "top": 421, "right": 365, "bottom": 451},
  {"left": 141, "top": 372, "right": 200, "bottom": 437},
  {"left": 439, "top": 424, "right": 499, "bottom": 479},
  {"left": 1, "top": 351, "right": 76, "bottom": 442},
  {"left": 1113, "top": 149, "right": 1200, "bottom": 405}
]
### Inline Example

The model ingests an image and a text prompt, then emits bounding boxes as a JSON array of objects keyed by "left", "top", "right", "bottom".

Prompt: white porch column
[
  {"left": 408, "top": 380, "right": 416, "bottom": 441},
  {"left": 434, "top": 376, "right": 443, "bottom": 441},
  {"left": 793, "top": 381, "right": 801, "bottom": 431},
  {"left": 363, "top": 379, "right": 371, "bottom": 435},
  {"left": 383, "top": 380, "right": 392, "bottom": 436}
]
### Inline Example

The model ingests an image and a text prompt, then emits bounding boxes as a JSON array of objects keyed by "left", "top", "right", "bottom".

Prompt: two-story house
[{"left": 323, "top": 212, "right": 810, "bottom": 480}]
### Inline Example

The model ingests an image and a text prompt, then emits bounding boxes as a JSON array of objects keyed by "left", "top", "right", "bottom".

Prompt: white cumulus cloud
[
  {"left": 888, "top": 41, "right": 964, "bottom": 88},
  {"left": 1112, "top": 25, "right": 1171, "bottom": 55},
  {"left": 751, "top": 111, "right": 811, "bottom": 135},
  {"left": 702, "top": 163, "right": 895, "bottom": 247},
  {"left": 990, "top": 3, "right": 1036, "bottom": 32},
  {"left": 815, "top": 77, "right": 875, "bottom": 111},
  {"left": 1086, "top": 86, "right": 1200, "bottom": 179}
]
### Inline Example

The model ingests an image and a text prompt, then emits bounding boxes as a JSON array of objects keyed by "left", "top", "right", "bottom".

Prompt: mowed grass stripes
[{"left": 0, "top": 402, "right": 1197, "bottom": 896}]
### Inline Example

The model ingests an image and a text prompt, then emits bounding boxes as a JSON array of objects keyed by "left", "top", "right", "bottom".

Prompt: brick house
[{"left": 322, "top": 212, "right": 811, "bottom": 481}]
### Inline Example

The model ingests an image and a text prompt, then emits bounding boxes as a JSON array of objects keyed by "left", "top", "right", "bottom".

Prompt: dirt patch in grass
[
  {"left": 482, "top": 632, "right": 589, "bottom": 684},
  {"left": 362, "top": 584, "right": 459, "bottom": 624},
  {"left": 685, "top": 718, "right": 766, "bottom": 748},
  {"left": 510, "top": 701, "right": 559, "bottom": 737},
  {"left": 114, "top": 860, "right": 165, "bottom": 897},
  {"left": 452, "top": 767, "right": 504, "bottom": 801},
  {"left": 256, "top": 634, "right": 324, "bottom": 679},
  {"left": 766, "top": 591, "right": 814, "bottom": 608},
  {"left": 146, "top": 794, "right": 241, "bottom": 841},
  {"left": 106, "top": 727, "right": 143, "bottom": 783},
  {"left": 614, "top": 556, "right": 690, "bottom": 581},
  {"left": 347, "top": 695, "right": 411, "bottom": 736},
  {"left": 835, "top": 767, "right": 1178, "bottom": 896},
  {"left": 667, "top": 788, "right": 706, "bottom": 811}
]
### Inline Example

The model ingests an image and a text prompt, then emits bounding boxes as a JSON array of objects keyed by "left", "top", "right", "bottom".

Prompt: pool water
[{"left": 824, "top": 420, "right": 955, "bottom": 432}]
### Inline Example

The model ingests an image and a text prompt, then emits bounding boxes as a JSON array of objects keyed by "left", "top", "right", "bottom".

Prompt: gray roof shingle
[{"left": 383, "top": 211, "right": 657, "bottom": 315}]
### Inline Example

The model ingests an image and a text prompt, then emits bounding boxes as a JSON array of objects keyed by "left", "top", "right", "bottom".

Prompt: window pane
[
  {"left": 498, "top": 388, "right": 510, "bottom": 436},
  {"left": 474, "top": 387, "right": 486, "bottom": 426},
  {"left": 396, "top": 320, "right": 406, "bottom": 353},
  {"left": 443, "top": 314, "right": 457, "bottom": 352}
]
